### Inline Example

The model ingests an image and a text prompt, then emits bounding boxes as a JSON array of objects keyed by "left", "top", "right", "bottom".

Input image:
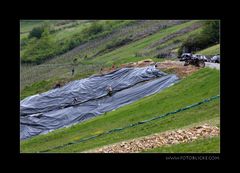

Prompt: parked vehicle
[
  {"left": 179, "top": 53, "right": 205, "bottom": 68},
  {"left": 193, "top": 54, "right": 208, "bottom": 62},
  {"left": 211, "top": 55, "right": 220, "bottom": 63},
  {"left": 179, "top": 53, "right": 192, "bottom": 61}
]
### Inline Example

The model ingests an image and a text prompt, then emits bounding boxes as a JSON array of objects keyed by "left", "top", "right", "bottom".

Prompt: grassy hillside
[
  {"left": 20, "top": 20, "right": 220, "bottom": 153},
  {"left": 197, "top": 44, "right": 220, "bottom": 55},
  {"left": 20, "top": 68, "right": 220, "bottom": 153},
  {"left": 90, "top": 21, "right": 199, "bottom": 65},
  {"left": 20, "top": 20, "right": 203, "bottom": 99},
  {"left": 20, "top": 20, "right": 135, "bottom": 64},
  {"left": 20, "top": 20, "right": 47, "bottom": 33}
]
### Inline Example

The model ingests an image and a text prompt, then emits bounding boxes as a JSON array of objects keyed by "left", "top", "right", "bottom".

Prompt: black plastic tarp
[{"left": 20, "top": 66, "right": 179, "bottom": 140}]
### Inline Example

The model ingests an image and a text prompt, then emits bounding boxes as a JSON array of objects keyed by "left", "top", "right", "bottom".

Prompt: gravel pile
[{"left": 85, "top": 124, "right": 219, "bottom": 153}]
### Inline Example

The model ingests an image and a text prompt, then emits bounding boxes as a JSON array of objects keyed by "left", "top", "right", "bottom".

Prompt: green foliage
[
  {"left": 106, "top": 38, "right": 132, "bottom": 50},
  {"left": 21, "top": 33, "right": 56, "bottom": 64},
  {"left": 21, "top": 20, "right": 132, "bottom": 64},
  {"left": 20, "top": 37, "right": 28, "bottom": 49},
  {"left": 178, "top": 21, "right": 220, "bottom": 56},
  {"left": 28, "top": 26, "right": 45, "bottom": 39},
  {"left": 20, "top": 80, "right": 55, "bottom": 100},
  {"left": 83, "top": 22, "right": 103, "bottom": 36},
  {"left": 202, "top": 21, "right": 220, "bottom": 44},
  {"left": 197, "top": 44, "right": 220, "bottom": 55},
  {"left": 178, "top": 34, "right": 209, "bottom": 55},
  {"left": 90, "top": 21, "right": 198, "bottom": 65},
  {"left": 20, "top": 20, "right": 47, "bottom": 33}
]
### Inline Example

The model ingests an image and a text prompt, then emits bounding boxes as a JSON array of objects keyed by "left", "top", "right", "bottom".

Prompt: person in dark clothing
[
  {"left": 72, "top": 67, "right": 75, "bottom": 76},
  {"left": 107, "top": 85, "right": 113, "bottom": 96},
  {"left": 112, "top": 64, "right": 115, "bottom": 70},
  {"left": 72, "top": 97, "right": 78, "bottom": 104},
  {"left": 53, "top": 83, "right": 61, "bottom": 89},
  {"left": 100, "top": 67, "right": 103, "bottom": 75}
]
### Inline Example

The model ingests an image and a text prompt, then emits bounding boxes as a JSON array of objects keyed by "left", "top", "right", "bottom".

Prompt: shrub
[
  {"left": 28, "top": 26, "right": 45, "bottom": 39},
  {"left": 82, "top": 22, "right": 103, "bottom": 38},
  {"left": 106, "top": 38, "right": 132, "bottom": 50},
  {"left": 21, "top": 34, "right": 56, "bottom": 64},
  {"left": 202, "top": 21, "right": 220, "bottom": 44},
  {"left": 178, "top": 21, "right": 220, "bottom": 56}
]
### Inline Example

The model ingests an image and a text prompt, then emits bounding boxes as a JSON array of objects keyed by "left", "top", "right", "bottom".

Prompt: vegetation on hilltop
[
  {"left": 20, "top": 20, "right": 135, "bottom": 64},
  {"left": 178, "top": 21, "right": 220, "bottom": 56}
]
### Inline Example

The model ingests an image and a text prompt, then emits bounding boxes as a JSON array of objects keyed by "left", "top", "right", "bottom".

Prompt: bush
[
  {"left": 21, "top": 21, "right": 133, "bottom": 64},
  {"left": 28, "top": 26, "right": 45, "bottom": 39},
  {"left": 202, "top": 21, "right": 220, "bottom": 44},
  {"left": 105, "top": 38, "right": 132, "bottom": 50},
  {"left": 178, "top": 21, "right": 220, "bottom": 56},
  {"left": 20, "top": 37, "right": 29, "bottom": 49},
  {"left": 21, "top": 34, "right": 56, "bottom": 64},
  {"left": 82, "top": 22, "right": 103, "bottom": 38}
]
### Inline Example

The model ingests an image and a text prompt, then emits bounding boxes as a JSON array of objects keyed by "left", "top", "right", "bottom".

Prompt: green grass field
[
  {"left": 197, "top": 44, "right": 220, "bottom": 55},
  {"left": 20, "top": 20, "right": 47, "bottom": 33},
  {"left": 20, "top": 20, "right": 135, "bottom": 64},
  {"left": 143, "top": 136, "right": 220, "bottom": 153},
  {"left": 90, "top": 21, "right": 199, "bottom": 65},
  {"left": 20, "top": 68, "right": 220, "bottom": 153}
]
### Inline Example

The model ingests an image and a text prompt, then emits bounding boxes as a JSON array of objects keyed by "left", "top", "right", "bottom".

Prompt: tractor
[{"left": 179, "top": 53, "right": 205, "bottom": 68}]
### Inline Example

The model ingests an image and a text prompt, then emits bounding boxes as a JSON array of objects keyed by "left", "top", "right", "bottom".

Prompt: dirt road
[
  {"left": 176, "top": 61, "right": 220, "bottom": 70},
  {"left": 205, "top": 62, "right": 220, "bottom": 70}
]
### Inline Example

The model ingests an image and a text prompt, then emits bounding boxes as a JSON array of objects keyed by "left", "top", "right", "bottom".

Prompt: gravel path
[
  {"left": 205, "top": 62, "right": 220, "bottom": 70},
  {"left": 83, "top": 124, "right": 219, "bottom": 153},
  {"left": 177, "top": 61, "right": 220, "bottom": 70}
]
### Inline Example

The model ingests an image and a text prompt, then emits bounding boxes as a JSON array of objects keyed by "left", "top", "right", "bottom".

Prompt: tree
[
  {"left": 202, "top": 21, "right": 220, "bottom": 44},
  {"left": 28, "top": 24, "right": 50, "bottom": 39},
  {"left": 178, "top": 20, "right": 220, "bottom": 56},
  {"left": 28, "top": 26, "right": 45, "bottom": 39},
  {"left": 82, "top": 22, "right": 103, "bottom": 38}
]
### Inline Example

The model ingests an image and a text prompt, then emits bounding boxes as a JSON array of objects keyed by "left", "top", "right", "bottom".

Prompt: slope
[
  {"left": 20, "top": 68, "right": 220, "bottom": 153},
  {"left": 20, "top": 20, "right": 203, "bottom": 99}
]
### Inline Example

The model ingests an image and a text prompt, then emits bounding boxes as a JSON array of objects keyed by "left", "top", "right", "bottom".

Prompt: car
[
  {"left": 179, "top": 53, "right": 205, "bottom": 67},
  {"left": 193, "top": 54, "right": 208, "bottom": 62},
  {"left": 211, "top": 55, "right": 220, "bottom": 63},
  {"left": 179, "top": 53, "right": 192, "bottom": 61}
]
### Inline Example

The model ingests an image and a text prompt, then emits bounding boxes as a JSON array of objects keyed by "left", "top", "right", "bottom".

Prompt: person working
[
  {"left": 107, "top": 85, "right": 113, "bottom": 96},
  {"left": 72, "top": 97, "right": 78, "bottom": 104},
  {"left": 72, "top": 67, "right": 75, "bottom": 76},
  {"left": 112, "top": 64, "right": 115, "bottom": 70},
  {"left": 100, "top": 67, "right": 103, "bottom": 75}
]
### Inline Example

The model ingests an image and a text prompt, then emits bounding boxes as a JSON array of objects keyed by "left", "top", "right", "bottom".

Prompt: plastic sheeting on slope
[
  {"left": 20, "top": 66, "right": 179, "bottom": 140},
  {"left": 20, "top": 66, "right": 164, "bottom": 116}
]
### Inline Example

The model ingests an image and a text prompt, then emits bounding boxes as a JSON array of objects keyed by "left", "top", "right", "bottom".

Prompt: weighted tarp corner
[{"left": 20, "top": 66, "right": 179, "bottom": 140}]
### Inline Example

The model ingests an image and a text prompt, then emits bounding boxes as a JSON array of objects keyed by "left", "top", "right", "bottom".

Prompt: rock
[
  {"left": 87, "top": 124, "right": 220, "bottom": 153},
  {"left": 191, "top": 136, "right": 197, "bottom": 140},
  {"left": 172, "top": 140, "right": 179, "bottom": 144}
]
